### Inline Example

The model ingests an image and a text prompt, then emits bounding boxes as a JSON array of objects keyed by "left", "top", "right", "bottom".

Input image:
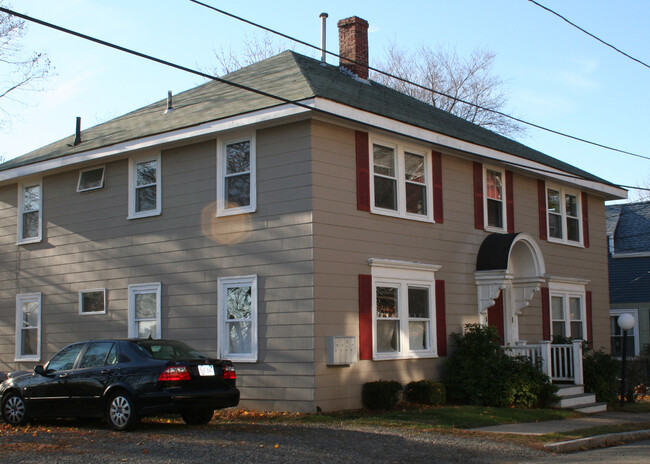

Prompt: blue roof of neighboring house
[
  {"left": 609, "top": 255, "right": 650, "bottom": 303},
  {"left": 607, "top": 201, "right": 650, "bottom": 253}
]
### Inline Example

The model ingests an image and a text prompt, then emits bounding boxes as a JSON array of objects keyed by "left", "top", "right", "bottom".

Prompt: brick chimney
[{"left": 337, "top": 16, "right": 369, "bottom": 79}]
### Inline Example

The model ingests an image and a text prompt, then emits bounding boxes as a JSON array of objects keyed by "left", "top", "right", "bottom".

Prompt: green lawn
[{"left": 215, "top": 405, "right": 577, "bottom": 430}]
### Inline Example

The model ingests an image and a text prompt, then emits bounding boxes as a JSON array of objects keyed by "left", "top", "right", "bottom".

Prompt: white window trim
[
  {"left": 369, "top": 136, "right": 434, "bottom": 223},
  {"left": 216, "top": 134, "right": 257, "bottom": 217},
  {"left": 217, "top": 275, "right": 258, "bottom": 363},
  {"left": 369, "top": 259, "right": 440, "bottom": 360},
  {"left": 79, "top": 288, "right": 107, "bottom": 315},
  {"left": 128, "top": 152, "right": 161, "bottom": 219},
  {"left": 610, "top": 308, "right": 640, "bottom": 357},
  {"left": 546, "top": 183, "right": 583, "bottom": 247},
  {"left": 548, "top": 280, "right": 587, "bottom": 340},
  {"left": 15, "top": 293, "right": 42, "bottom": 362},
  {"left": 17, "top": 178, "right": 43, "bottom": 245},
  {"left": 128, "top": 283, "right": 162, "bottom": 339},
  {"left": 77, "top": 165, "right": 106, "bottom": 192},
  {"left": 483, "top": 165, "right": 507, "bottom": 233}
]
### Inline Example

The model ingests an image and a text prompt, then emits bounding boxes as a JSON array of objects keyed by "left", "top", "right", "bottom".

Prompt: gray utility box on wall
[{"left": 326, "top": 336, "right": 357, "bottom": 365}]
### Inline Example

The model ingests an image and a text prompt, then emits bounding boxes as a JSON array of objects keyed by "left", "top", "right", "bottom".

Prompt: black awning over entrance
[{"left": 476, "top": 233, "right": 520, "bottom": 271}]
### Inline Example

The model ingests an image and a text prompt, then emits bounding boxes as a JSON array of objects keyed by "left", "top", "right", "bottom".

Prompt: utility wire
[
  {"left": 0, "top": 6, "right": 635, "bottom": 191},
  {"left": 188, "top": 0, "right": 650, "bottom": 162},
  {"left": 528, "top": 0, "right": 650, "bottom": 70}
]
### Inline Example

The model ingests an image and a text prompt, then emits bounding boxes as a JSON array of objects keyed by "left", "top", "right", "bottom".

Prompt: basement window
[{"left": 77, "top": 166, "right": 105, "bottom": 192}]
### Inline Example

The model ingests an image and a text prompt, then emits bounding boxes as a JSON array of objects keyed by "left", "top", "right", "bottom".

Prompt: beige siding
[
  {"left": 0, "top": 122, "right": 316, "bottom": 412},
  {"left": 311, "top": 120, "right": 612, "bottom": 411}
]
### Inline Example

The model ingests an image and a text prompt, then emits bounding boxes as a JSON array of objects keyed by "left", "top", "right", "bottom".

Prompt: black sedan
[{"left": 0, "top": 339, "right": 240, "bottom": 431}]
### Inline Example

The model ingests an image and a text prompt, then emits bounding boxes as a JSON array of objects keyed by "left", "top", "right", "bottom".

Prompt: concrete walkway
[
  {"left": 471, "top": 411, "right": 650, "bottom": 453},
  {"left": 470, "top": 411, "right": 650, "bottom": 435}
]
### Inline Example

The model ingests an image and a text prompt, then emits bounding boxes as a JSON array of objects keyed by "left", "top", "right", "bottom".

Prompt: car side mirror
[{"left": 34, "top": 365, "right": 46, "bottom": 376}]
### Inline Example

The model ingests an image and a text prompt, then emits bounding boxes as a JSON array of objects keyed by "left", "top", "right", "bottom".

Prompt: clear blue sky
[{"left": 2, "top": 0, "right": 649, "bottom": 200}]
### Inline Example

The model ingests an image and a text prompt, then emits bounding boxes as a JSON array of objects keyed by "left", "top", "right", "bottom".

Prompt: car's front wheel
[
  {"left": 106, "top": 391, "right": 139, "bottom": 431},
  {"left": 181, "top": 408, "right": 213, "bottom": 425},
  {"left": 2, "top": 392, "right": 28, "bottom": 426}
]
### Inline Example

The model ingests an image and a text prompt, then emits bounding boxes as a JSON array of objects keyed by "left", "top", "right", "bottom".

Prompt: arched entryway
[{"left": 474, "top": 233, "right": 546, "bottom": 345}]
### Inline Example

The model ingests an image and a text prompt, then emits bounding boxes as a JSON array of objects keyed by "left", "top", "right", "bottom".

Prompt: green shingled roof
[{"left": 0, "top": 50, "right": 612, "bottom": 186}]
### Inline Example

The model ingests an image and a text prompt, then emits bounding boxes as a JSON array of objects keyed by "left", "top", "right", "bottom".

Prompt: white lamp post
[{"left": 617, "top": 313, "right": 635, "bottom": 406}]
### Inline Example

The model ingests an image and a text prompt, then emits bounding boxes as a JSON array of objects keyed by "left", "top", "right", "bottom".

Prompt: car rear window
[{"left": 133, "top": 340, "right": 207, "bottom": 360}]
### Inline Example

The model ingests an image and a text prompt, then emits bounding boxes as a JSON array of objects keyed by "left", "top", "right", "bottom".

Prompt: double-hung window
[
  {"left": 128, "top": 153, "right": 161, "bottom": 219},
  {"left": 610, "top": 309, "right": 640, "bottom": 357},
  {"left": 217, "top": 135, "right": 256, "bottom": 216},
  {"left": 370, "top": 259, "right": 440, "bottom": 360},
  {"left": 548, "top": 280, "right": 586, "bottom": 340},
  {"left": 370, "top": 138, "right": 433, "bottom": 222},
  {"left": 547, "top": 185, "right": 581, "bottom": 245},
  {"left": 484, "top": 166, "right": 505, "bottom": 231},
  {"left": 128, "top": 283, "right": 161, "bottom": 339},
  {"left": 15, "top": 293, "right": 41, "bottom": 361},
  {"left": 18, "top": 180, "right": 42, "bottom": 244},
  {"left": 218, "top": 275, "right": 258, "bottom": 362}
]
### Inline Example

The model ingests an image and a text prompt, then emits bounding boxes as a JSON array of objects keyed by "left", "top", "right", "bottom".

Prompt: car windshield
[{"left": 133, "top": 340, "right": 208, "bottom": 360}]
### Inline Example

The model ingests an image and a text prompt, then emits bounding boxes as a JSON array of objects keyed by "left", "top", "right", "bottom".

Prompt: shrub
[
  {"left": 582, "top": 347, "right": 619, "bottom": 403},
  {"left": 405, "top": 380, "right": 446, "bottom": 406},
  {"left": 444, "top": 324, "right": 557, "bottom": 408},
  {"left": 362, "top": 380, "right": 402, "bottom": 410}
]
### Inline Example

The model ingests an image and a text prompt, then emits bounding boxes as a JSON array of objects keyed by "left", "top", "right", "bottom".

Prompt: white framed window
[
  {"left": 370, "top": 136, "right": 434, "bottom": 222},
  {"left": 77, "top": 166, "right": 105, "bottom": 192},
  {"left": 217, "top": 135, "right": 256, "bottom": 216},
  {"left": 17, "top": 179, "right": 42, "bottom": 244},
  {"left": 128, "top": 152, "right": 161, "bottom": 219},
  {"left": 610, "top": 309, "right": 640, "bottom": 358},
  {"left": 546, "top": 184, "right": 582, "bottom": 245},
  {"left": 484, "top": 166, "right": 506, "bottom": 232},
  {"left": 15, "top": 293, "right": 41, "bottom": 362},
  {"left": 218, "top": 275, "right": 258, "bottom": 362},
  {"left": 79, "top": 289, "right": 107, "bottom": 315},
  {"left": 369, "top": 259, "right": 440, "bottom": 360},
  {"left": 548, "top": 280, "right": 587, "bottom": 340},
  {"left": 128, "top": 283, "right": 161, "bottom": 339}
]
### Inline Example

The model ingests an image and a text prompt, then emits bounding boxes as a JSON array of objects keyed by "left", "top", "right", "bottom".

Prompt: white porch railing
[{"left": 502, "top": 340, "right": 584, "bottom": 385}]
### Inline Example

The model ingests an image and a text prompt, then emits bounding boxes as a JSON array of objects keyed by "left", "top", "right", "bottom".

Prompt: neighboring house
[
  {"left": 607, "top": 201, "right": 650, "bottom": 357},
  {"left": 0, "top": 16, "right": 626, "bottom": 412}
]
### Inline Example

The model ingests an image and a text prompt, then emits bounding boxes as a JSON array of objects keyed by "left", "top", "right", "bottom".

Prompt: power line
[
  {"left": 187, "top": 0, "right": 650, "bottom": 162},
  {"left": 0, "top": 6, "right": 635, "bottom": 191},
  {"left": 528, "top": 0, "right": 650, "bottom": 71}
]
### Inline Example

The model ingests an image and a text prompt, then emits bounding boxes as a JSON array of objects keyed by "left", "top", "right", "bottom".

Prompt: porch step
[
  {"left": 553, "top": 392, "right": 597, "bottom": 409},
  {"left": 556, "top": 385, "right": 585, "bottom": 397},
  {"left": 571, "top": 402, "right": 608, "bottom": 414}
]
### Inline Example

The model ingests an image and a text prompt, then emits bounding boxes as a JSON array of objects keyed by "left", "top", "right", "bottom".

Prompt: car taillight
[
  {"left": 158, "top": 366, "right": 191, "bottom": 381},
  {"left": 222, "top": 365, "right": 236, "bottom": 380}
]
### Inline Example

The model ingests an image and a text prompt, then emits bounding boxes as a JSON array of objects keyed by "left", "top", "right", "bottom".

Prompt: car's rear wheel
[
  {"left": 181, "top": 408, "right": 213, "bottom": 425},
  {"left": 106, "top": 391, "right": 139, "bottom": 431},
  {"left": 2, "top": 392, "right": 28, "bottom": 426}
]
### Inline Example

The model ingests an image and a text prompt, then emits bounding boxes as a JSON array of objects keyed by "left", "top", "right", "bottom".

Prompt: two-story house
[
  {"left": 0, "top": 16, "right": 626, "bottom": 412},
  {"left": 607, "top": 201, "right": 650, "bottom": 358}
]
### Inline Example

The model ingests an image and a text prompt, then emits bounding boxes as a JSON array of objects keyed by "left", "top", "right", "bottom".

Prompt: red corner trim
[{"left": 586, "top": 290, "right": 593, "bottom": 345}]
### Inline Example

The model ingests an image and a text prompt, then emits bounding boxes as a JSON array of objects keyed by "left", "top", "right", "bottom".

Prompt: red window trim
[
  {"left": 506, "top": 170, "right": 514, "bottom": 233},
  {"left": 435, "top": 280, "right": 447, "bottom": 356},
  {"left": 541, "top": 286, "right": 551, "bottom": 341},
  {"left": 358, "top": 274, "right": 372, "bottom": 360},
  {"left": 538, "top": 180, "right": 548, "bottom": 240},
  {"left": 581, "top": 192, "right": 590, "bottom": 248},
  {"left": 432, "top": 151, "right": 443, "bottom": 223},
  {"left": 356, "top": 131, "right": 370, "bottom": 212},
  {"left": 473, "top": 162, "right": 484, "bottom": 229}
]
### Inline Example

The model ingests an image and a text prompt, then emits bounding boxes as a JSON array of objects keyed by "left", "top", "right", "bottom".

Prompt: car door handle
[
  {"left": 100, "top": 370, "right": 110, "bottom": 374},
  {"left": 58, "top": 373, "right": 68, "bottom": 378}
]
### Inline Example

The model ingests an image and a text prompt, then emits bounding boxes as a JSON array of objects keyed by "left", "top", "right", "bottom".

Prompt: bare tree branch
[
  {"left": 0, "top": 2, "right": 53, "bottom": 128},
  {"left": 372, "top": 42, "right": 525, "bottom": 138}
]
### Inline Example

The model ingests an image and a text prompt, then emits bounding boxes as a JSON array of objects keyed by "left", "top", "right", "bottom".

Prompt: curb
[{"left": 544, "top": 429, "right": 650, "bottom": 453}]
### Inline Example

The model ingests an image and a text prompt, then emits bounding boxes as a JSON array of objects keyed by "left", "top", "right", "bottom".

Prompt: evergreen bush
[
  {"left": 405, "top": 380, "right": 446, "bottom": 405},
  {"left": 362, "top": 380, "right": 402, "bottom": 410}
]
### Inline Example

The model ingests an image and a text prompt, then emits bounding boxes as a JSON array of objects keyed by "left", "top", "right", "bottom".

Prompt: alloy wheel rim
[
  {"left": 109, "top": 396, "right": 130, "bottom": 426},
  {"left": 4, "top": 396, "right": 25, "bottom": 425}
]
